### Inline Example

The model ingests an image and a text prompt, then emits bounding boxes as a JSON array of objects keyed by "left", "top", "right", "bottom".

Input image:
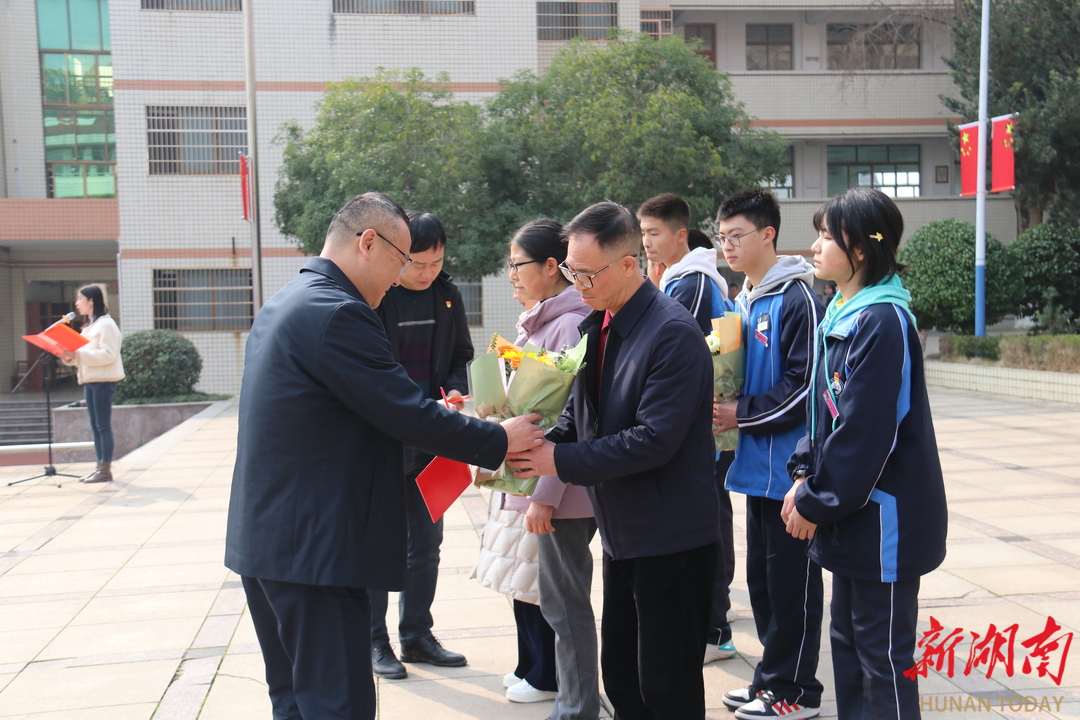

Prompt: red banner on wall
[
  {"left": 958, "top": 120, "right": 980, "bottom": 198},
  {"left": 240, "top": 153, "right": 252, "bottom": 222},
  {"left": 991, "top": 114, "right": 1017, "bottom": 194}
]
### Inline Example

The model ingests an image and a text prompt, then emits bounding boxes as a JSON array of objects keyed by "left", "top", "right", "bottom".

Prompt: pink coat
[{"left": 502, "top": 286, "right": 594, "bottom": 518}]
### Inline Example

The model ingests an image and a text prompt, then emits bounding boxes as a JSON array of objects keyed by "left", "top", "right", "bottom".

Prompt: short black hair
[
  {"left": 511, "top": 218, "right": 567, "bottom": 265},
  {"left": 637, "top": 193, "right": 690, "bottom": 231},
  {"left": 78, "top": 284, "right": 107, "bottom": 318},
  {"left": 717, "top": 189, "right": 782, "bottom": 249},
  {"left": 324, "top": 192, "right": 409, "bottom": 249},
  {"left": 812, "top": 186, "right": 905, "bottom": 287},
  {"left": 687, "top": 229, "right": 713, "bottom": 251},
  {"left": 406, "top": 210, "right": 447, "bottom": 254},
  {"left": 563, "top": 201, "right": 642, "bottom": 254}
]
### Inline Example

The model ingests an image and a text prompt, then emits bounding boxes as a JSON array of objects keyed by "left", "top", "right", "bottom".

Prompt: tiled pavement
[{"left": 1, "top": 387, "right": 1079, "bottom": 719}]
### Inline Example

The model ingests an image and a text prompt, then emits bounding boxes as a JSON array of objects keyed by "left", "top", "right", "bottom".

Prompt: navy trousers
[
  {"left": 513, "top": 599, "right": 558, "bottom": 691},
  {"left": 830, "top": 574, "right": 922, "bottom": 720},
  {"left": 242, "top": 576, "right": 375, "bottom": 720},
  {"left": 708, "top": 451, "right": 737, "bottom": 646},
  {"left": 745, "top": 495, "right": 824, "bottom": 707}
]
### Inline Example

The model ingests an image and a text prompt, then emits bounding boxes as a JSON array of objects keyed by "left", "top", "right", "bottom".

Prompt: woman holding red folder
[{"left": 61, "top": 285, "right": 125, "bottom": 483}]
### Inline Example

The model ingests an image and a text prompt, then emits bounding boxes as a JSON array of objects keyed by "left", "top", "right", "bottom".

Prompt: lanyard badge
[{"left": 754, "top": 312, "right": 770, "bottom": 347}]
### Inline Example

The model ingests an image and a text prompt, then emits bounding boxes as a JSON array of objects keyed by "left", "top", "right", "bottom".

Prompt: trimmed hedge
[
  {"left": 114, "top": 330, "right": 203, "bottom": 403},
  {"left": 999, "top": 335, "right": 1080, "bottom": 373},
  {"left": 939, "top": 335, "right": 1002, "bottom": 361},
  {"left": 1009, "top": 223, "right": 1080, "bottom": 320},
  {"left": 117, "top": 392, "right": 230, "bottom": 406}
]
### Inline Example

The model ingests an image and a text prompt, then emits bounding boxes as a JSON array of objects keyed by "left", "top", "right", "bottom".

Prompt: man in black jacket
[
  {"left": 225, "top": 192, "right": 543, "bottom": 720},
  {"left": 369, "top": 211, "right": 474, "bottom": 678},
  {"left": 508, "top": 201, "right": 720, "bottom": 720}
]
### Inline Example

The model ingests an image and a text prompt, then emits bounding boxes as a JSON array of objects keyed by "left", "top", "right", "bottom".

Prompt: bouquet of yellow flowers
[
  {"left": 469, "top": 333, "right": 588, "bottom": 495},
  {"left": 708, "top": 312, "right": 744, "bottom": 452}
]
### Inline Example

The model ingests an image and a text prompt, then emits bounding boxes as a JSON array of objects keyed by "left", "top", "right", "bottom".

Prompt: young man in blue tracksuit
[
  {"left": 713, "top": 189, "right": 825, "bottom": 720},
  {"left": 784, "top": 187, "right": 947, "bottom": 719},
  {"left": 638, "top": 193, "right": 738, "bottom": 665}
]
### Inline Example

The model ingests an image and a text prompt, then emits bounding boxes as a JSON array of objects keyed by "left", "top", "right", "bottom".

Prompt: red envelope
[{"left": 414, "top": 456, "right": 473, "bottom": 523}]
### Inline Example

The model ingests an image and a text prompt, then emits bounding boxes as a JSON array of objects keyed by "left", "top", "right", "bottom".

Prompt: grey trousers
[{"left": 538, "top": 517, "right": 600, "bottom": 720}]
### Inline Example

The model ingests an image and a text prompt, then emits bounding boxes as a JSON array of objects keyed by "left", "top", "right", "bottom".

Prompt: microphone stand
[{"left": 9, "top": 351, "right": 80, "bottom": 487}]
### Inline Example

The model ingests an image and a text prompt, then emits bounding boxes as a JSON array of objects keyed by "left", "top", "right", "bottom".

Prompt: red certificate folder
[
  {"left": 414, "top": 455, "right": 473, "bottom": 523},
  {"left": 22, "top": 323, "right": 88, "bottom": 357}
]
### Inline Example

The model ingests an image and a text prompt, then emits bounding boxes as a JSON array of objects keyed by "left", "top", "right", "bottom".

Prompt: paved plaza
[{"left": 1, "top": 387, "right": 1079, "bottom": 719}]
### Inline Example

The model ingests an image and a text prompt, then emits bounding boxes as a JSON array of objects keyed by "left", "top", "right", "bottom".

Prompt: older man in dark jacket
[
  {"left": 225, "top": 192, "right": 543, "bottom": 720},
  {"left": 508, "top": 201, "right": 720, "bottom": 720}
]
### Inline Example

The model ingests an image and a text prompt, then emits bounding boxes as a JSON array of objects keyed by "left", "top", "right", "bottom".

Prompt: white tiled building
[{"left": 1, "top": 0, "right": 1016, "bottom": 394}]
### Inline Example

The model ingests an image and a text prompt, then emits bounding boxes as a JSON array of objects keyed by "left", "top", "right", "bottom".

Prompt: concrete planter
[
  {"left": 53, "top": 401, "right": 213, "bottom": 463},
  {"left": 925, "top": 360, "right": 1080, "bottom": 404}
]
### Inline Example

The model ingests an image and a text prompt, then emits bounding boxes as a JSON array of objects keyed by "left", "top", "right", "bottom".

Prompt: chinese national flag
[
  {"left": 991, "top": 114, "right": 1016, "bottom": 193},
  {"left": 958, "top": 120, "right": 980, "bottom": 197}
]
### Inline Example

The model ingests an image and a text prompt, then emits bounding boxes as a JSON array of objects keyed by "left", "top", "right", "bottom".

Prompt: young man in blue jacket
[
  {"left": 639, "top": 192, "right": 738, "bottom": 665},
  {"left": 507, "top": 201, "right": 720, "bottom": 720},
  {"left": 712, "top": 190, "right": 825, "bottom": 720}
]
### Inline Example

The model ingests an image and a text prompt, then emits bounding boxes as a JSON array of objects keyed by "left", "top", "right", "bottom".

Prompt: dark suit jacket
[
  {"left": 548, "top": 280, "right": 720, "bottom": 561},
  {"left": 225, "top": 257, "right": 506, "bottom": 590}
]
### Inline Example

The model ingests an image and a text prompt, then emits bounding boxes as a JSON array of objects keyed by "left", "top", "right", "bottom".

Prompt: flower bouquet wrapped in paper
[
  {"left": 708, "top": 312, "right": 744, "bottom": 452},
  {"left": 469, "top": 333, "right": 588, "bottom": 496}
]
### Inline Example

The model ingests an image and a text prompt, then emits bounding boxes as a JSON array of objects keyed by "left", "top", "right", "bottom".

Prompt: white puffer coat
[{"left": 470, "top": 491, "right": 539, "bottom": 604}]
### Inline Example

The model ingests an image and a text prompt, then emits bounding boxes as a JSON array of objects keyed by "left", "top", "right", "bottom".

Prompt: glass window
[
  {"left": 84, "top": 164, "right": 115, "bottom": 197},
  {"left": 746, "top": 24, "right": 793, "bottom": 71},
  {"left": 331, "top": 1, "right": 473, "bottom": 14},
  {"left": 69, "top": 0, "right": 102, "bottom": 50},
  {"left": 827, "top": 145, "right": 921, "bottom": 197},
  {"left": 538, "top": 1, "right": 618, "bottom": 41},
  {"left": 827, "top": 23, "right": 920, "bottom": 70},
  {"left": 456, "top": 282, "right": 483, "bottom": 327},
  {"left": 43, "top": 109, "right": 77, "bottom": 160},
  {"left": 764, "top": 145, "right": 794, "bottom": 198},
  {"left": 67, "top": 53, "right": 99, "bottom": 104},
  {"left": 640, "top": 9, "right": 672, "bottom": 40},
  {"left": 42, "top": 53, "right": 69, "bottom": 104},
  {"left": 141, "top": 0, "right": 242, "bottom": 9},
  {"left": 147, "top": 106, "right": 248, "bottom": 175},
  {"left": 37, "top": 0, "right": 71, "bottom": 49},
  {"left": 50, "top": 164, "right": 85, "bottom": 198},
  {"left": 153, "top": 269, "right": 255, "bottom": 332}
]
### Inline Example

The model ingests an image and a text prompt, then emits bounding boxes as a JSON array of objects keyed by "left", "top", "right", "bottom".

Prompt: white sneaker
[
  {"left": 704, "top": 639, "right": 737, "bottom": 664},
  {"left": 503, "top": 671, "right": 521, "bottom": 688},
  {"left": 505, "top": 678, "right": 557, "bottom": 703}
]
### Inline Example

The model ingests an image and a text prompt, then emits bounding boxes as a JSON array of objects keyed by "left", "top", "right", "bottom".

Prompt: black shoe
[
  {"left": 399, "top": 635, "right": 467, "bottom": 667},
  {"left": 372, "top": 644, "right": 407, "bottom": 679}
]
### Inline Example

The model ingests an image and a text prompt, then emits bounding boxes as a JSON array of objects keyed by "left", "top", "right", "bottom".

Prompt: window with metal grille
[
  {"left": 640, "top": 10, "right": 671, "bottom": 40},
  {"left": 153, "top": 269, "right": 254, "bottom": 331},
  {"left": 147, "top": 106, "right": 247, "bottom": 175},
  {"left": 827, "top": 145, "right": 921, "bottom": 198},
  {"left": 456, "top": 282, "right": 483, "bottom": 327},
  {"left": 538, "top": 2, "right": 618, "bottom": 41},
  {"left": 332, "top": 1, "right": 475, "bottom": 14},
  {"left": 141, "top": 0, "right": 241, "bottom": 10},
  {"left": 827, "top": 24, "right": 920, "bottom": 70},
  {"left": 746, "top": 24, "right": 793, "bottom": 71}
]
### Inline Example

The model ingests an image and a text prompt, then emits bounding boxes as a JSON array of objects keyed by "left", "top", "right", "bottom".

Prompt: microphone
[{"left": 45, "top": 312, "right": 77, "bottom": 332}]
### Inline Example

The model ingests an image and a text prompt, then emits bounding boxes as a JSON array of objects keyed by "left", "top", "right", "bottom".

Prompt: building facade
[{"left": 1, "top": 0, "right": 1014, "bottom": 394}]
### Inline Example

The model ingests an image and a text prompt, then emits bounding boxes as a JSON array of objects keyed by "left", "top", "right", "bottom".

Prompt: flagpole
[
  {"left": 243, "top": 0, "right": 263, "bottom": 314},
  {"left": 974, "top": 0, "right": 990, "bottom": 336}
]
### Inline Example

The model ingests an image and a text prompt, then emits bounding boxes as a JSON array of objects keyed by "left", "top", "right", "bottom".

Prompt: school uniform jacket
[
  {"left": 788, "top": 303, "right": 948, "bottom": 583},
  {"left": 726, "top": 264, "right": 823, "bottom": 501}
]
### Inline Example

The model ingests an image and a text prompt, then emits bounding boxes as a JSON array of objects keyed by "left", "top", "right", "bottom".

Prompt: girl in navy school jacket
[{"left": 783, "top": 187, "right": 948, "bottom": 720}]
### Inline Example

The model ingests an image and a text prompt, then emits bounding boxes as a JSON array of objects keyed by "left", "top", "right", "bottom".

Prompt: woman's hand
[
  {"left": 61, "top": 350, "right": 76, "bottom": 363},
  {"left": 525, "top": 501, "right": 555, "bottom": 535}
]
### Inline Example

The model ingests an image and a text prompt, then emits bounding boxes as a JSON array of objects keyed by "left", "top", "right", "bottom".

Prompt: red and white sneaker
[{"left": 734, "top": 690, "right": 820, "bottom": 719}]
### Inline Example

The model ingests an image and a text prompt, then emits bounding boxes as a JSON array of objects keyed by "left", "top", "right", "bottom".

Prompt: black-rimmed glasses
[
  {"left": 714, "top": 228, "right": 762, "bottom": 249},
  {"left": 506, "top": 258, "right": 541, "bottom": 274},
  {"left": 558, "top": 255, "right": 639, "bottom": 289},
  {"left": 359, "top": 230, "right": 413, "bottom": 274}
]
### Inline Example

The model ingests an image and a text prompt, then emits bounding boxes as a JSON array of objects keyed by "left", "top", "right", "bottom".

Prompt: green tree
[
  {"left": 943, "top": 0, "right": 1080, "bottom": 228},
  {"left": 1008, "top": 222, "right": 1080, "bottom": 319},
  {"left": 898, "top": 218, "right": 1019, "bottom": 333},
  {"left": 484, "top": 33, "right": 790, "bottom": 228},
  {"left": 273, "top": 69, "right": 504, "bottom": 278}
]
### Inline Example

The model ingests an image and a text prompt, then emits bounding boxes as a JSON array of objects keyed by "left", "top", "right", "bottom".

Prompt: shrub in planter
[
  {"left": 114, "top": 330, "right": 202, "bottom": 404},
  {"left": 898, "top": 218, "right": 1019, "bottom": 334},
  {"left": 1008, "top": 223, "right": 1080, "bottom": 320},
  {"left": 939, "top": 335, "right": 1002, "bottom": 361},
  {"left": 999, "top": 335, "right": 1080, "bottom": 374}
]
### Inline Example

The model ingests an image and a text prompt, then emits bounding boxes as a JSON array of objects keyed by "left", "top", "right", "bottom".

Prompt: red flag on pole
[
  {"left": 959, "top": 120, "right": 980, "bottom": 197},
  {"left": 991, "top": 114, "right": 1016, "bottom": 193},
  {"left": 240, "top": 153, "right": 252, "bottom": 221}
]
